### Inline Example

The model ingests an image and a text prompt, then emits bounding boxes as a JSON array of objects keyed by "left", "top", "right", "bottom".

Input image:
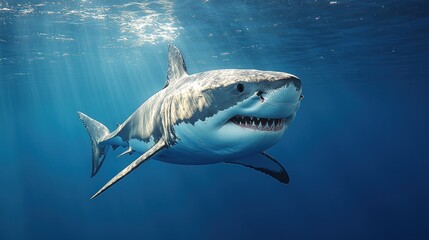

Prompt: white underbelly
[
  {"left": 127, "top": 134, "right": 225, "bottom": 165},
  {"left": 127, "top": 117, "right": 284, "bottom": 165}
]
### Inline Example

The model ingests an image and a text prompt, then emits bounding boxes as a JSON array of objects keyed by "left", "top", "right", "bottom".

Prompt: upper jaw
[{"left": 228, "top": 114, "right": 294, "bottom": 132}]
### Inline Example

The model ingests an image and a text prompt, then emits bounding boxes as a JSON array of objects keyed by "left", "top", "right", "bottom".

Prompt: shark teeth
[{"left": 229, "top": 115, "right": 288, "bottom": 132}]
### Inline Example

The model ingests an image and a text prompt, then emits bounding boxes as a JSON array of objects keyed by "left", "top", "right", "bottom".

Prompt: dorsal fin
[{"left": 164, "top": 45, "right": 188, "bottom": 88}]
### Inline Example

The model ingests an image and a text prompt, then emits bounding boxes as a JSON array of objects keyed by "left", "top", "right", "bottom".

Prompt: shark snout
[
  {"left": 283, "top": 74, "right": 301, "bottom": 90},
  {"left": 260, "top": 74, "right": 302, "bottom": 107}
]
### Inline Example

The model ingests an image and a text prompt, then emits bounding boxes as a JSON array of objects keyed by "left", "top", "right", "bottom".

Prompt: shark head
[{"left": 162, "top": 46, "right": 303, "bottom": 160}]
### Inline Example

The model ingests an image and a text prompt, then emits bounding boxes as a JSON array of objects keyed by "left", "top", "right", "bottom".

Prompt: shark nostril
[{"left": 257, "top": 91, "right": 265, "bottom": 102}]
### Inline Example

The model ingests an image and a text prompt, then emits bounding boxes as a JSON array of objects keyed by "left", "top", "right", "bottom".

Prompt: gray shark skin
[{"left": 78, "top": 45, "right": 303, "bottom": 199}]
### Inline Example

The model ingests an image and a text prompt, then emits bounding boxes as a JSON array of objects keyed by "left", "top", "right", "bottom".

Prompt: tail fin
[{"left": 77, "top": 112, "right": 110, "bottom": 177}]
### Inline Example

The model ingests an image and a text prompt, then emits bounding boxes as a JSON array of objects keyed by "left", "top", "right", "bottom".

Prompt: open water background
[{"left": 1, "top": 0, "right": 429, "bottom": 239}]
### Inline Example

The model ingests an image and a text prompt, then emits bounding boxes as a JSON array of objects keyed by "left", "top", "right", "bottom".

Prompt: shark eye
[{"left": 237, "top": 83, "right": 244, "bottom": 93}]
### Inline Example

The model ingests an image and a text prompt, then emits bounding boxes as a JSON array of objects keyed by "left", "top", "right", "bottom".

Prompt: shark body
[{"left": 78, "top": 45, "right": 303, "bottom": 199}]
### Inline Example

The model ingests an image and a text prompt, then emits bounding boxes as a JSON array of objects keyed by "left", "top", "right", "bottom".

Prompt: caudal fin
[{"left": 77, "top": 111, "right": 110, "bottom": 177}]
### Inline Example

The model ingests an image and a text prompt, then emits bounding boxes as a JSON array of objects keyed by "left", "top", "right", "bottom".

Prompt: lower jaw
[
  {"left": 229, "top": 121, "right": 285, "bottom": 132},
  {"left": 234, "top": 123, "right": 284, "bottom": 131}
]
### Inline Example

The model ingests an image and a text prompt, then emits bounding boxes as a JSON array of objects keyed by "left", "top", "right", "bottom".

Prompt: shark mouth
[{"left": 229, "top": 115, "right": 286, "bottom": 131}]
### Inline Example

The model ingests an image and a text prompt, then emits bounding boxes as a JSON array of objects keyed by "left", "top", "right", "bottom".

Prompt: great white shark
[{"left": 78, "top": 45, "right": 303, "bottom": 199}]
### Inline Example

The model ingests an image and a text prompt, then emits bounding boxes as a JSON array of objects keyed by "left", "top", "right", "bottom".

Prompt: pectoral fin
[
  {"left": 90, "top": 139, "right": 166, "bottom": 199},
  {"left": 226, "top": 152, "right": 289, "bottom": 184}
]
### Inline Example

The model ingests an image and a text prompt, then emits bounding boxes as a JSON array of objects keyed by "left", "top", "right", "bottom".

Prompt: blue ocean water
[{"left": 1, "top": 0, "right": 429, "bottom": 239}]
